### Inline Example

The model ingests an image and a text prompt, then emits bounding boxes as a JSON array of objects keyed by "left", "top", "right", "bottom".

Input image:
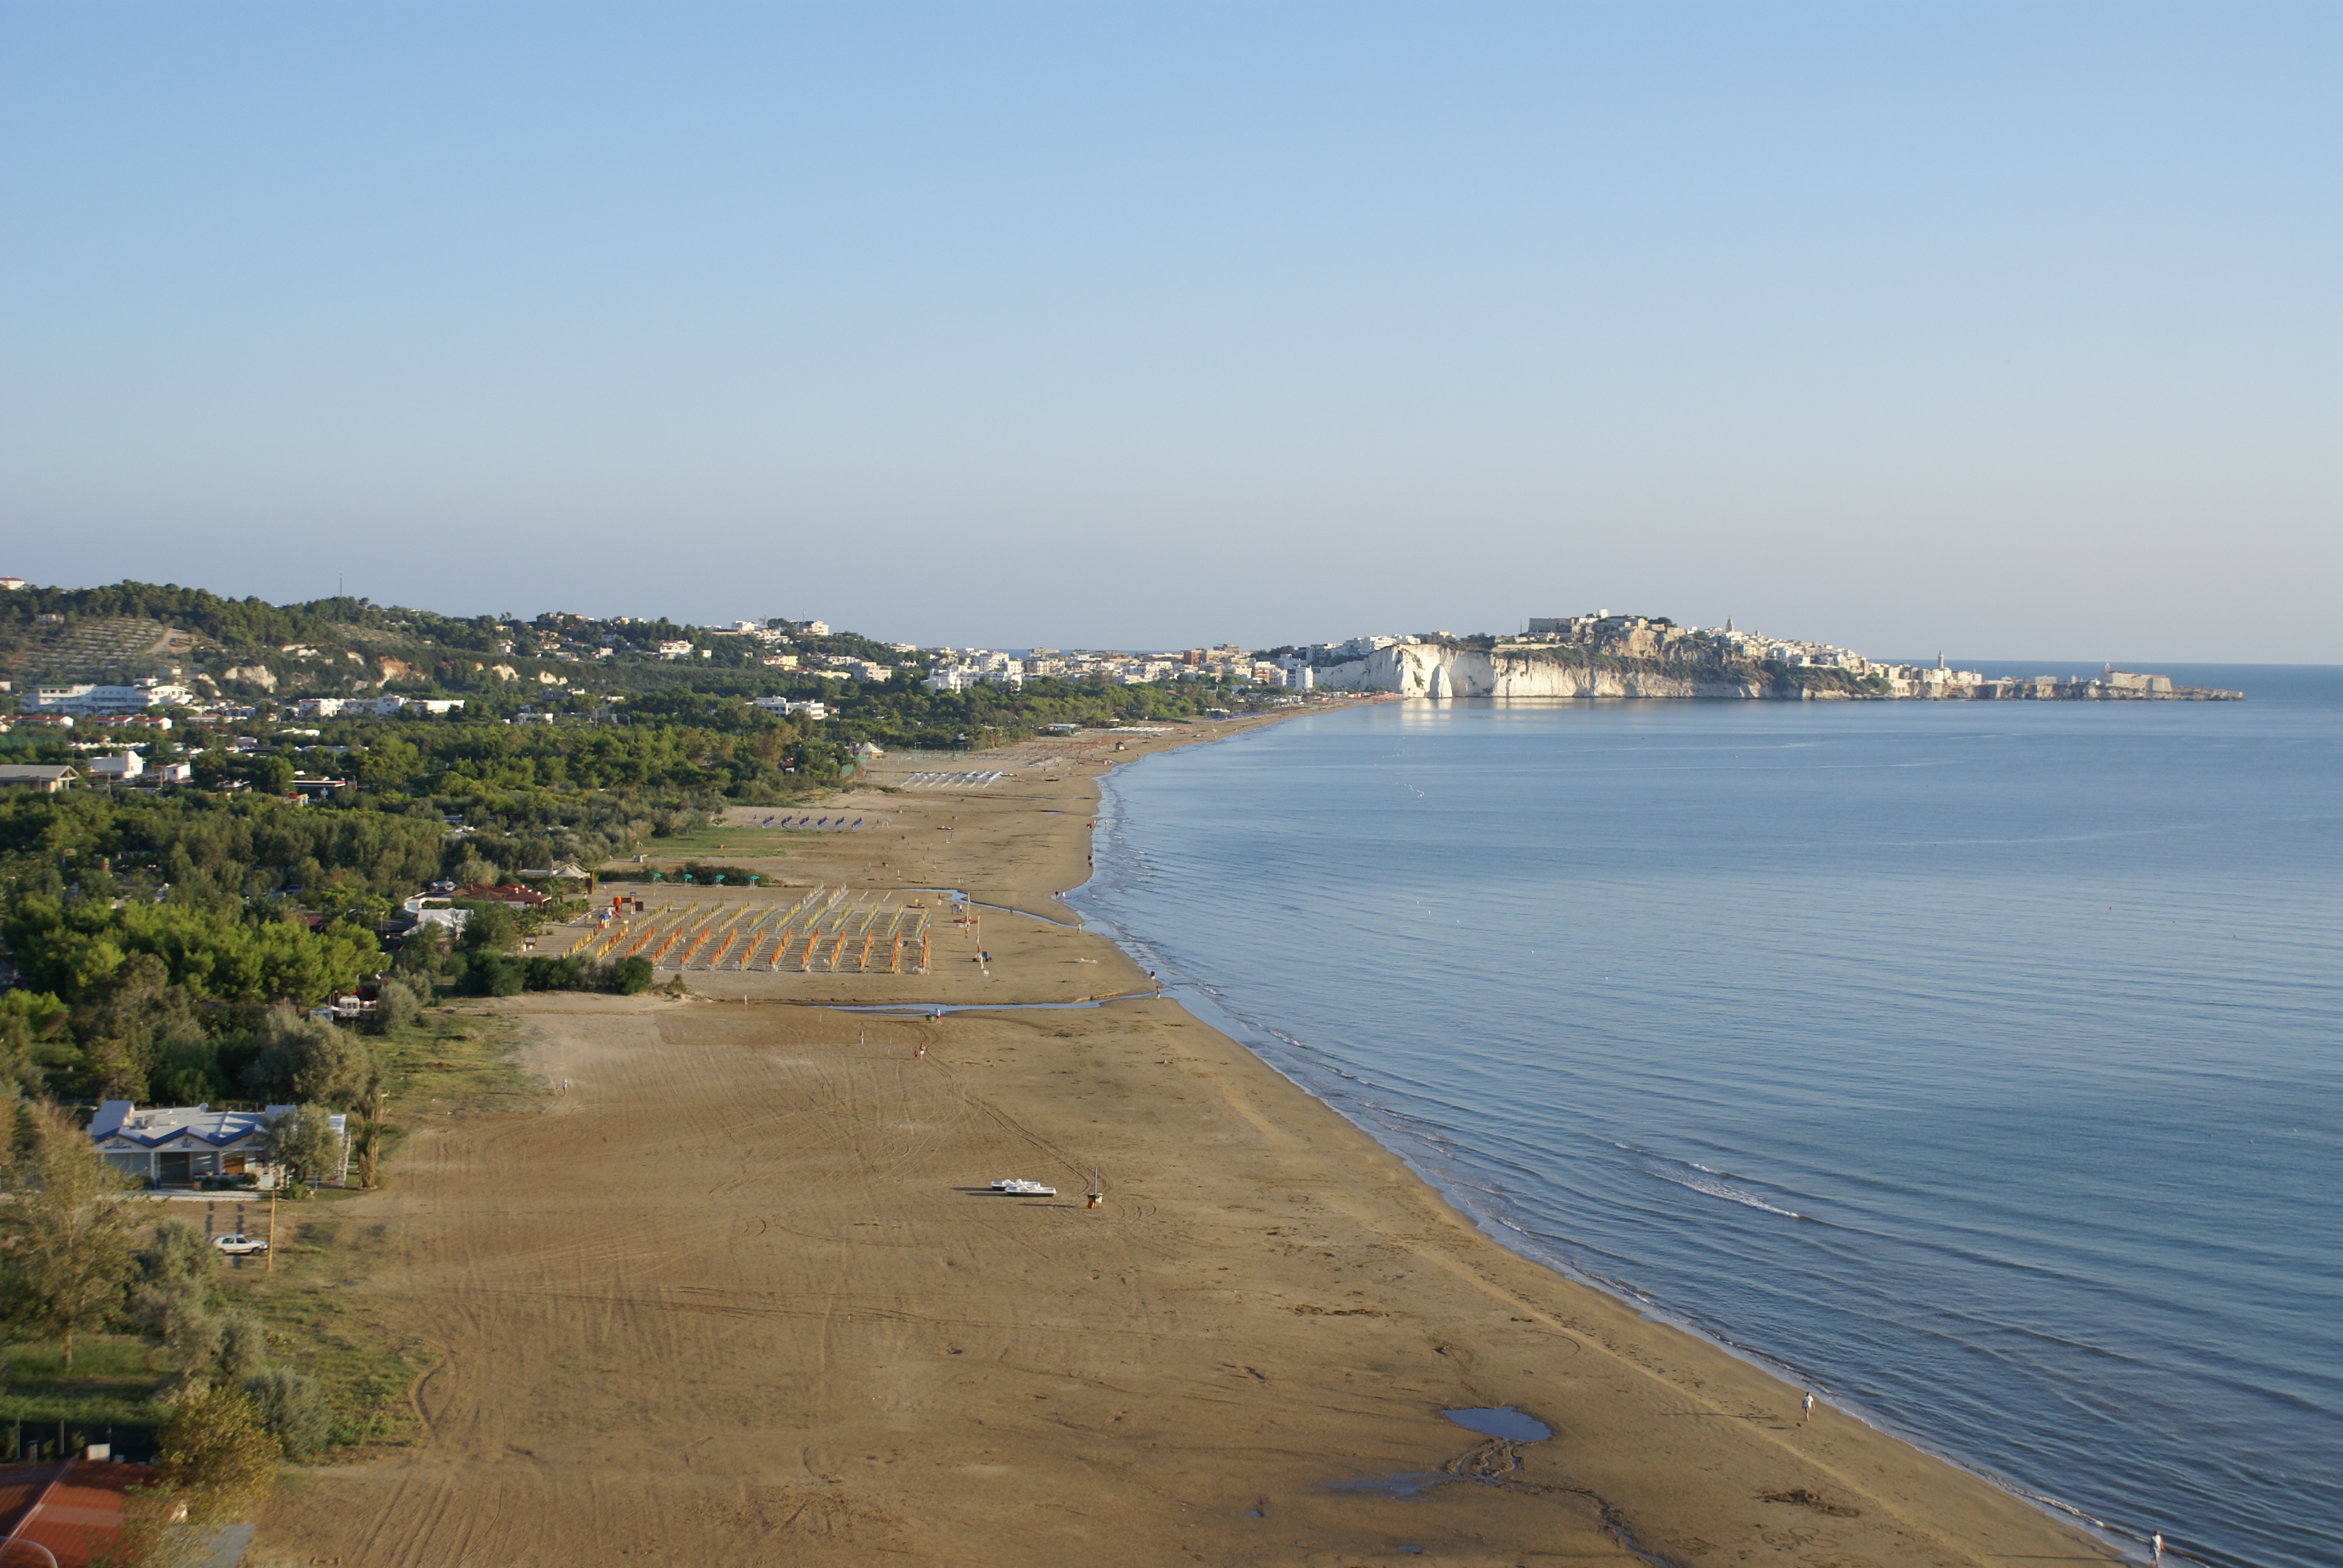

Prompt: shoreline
[
  {"left": 251, "top": 709, "right": 2128, "bottom": 1567},
  {"left": 1073, "top": 731, "right": 2135, "bottom": 1558}
]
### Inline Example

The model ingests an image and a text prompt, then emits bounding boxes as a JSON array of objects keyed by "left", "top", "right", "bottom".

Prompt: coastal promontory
[{"left": 1296, "top": 616, "right": 2241, "bottom": 701}]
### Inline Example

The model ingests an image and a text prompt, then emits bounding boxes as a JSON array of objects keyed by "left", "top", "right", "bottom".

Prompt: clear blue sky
[{"left": 4, "top": 4, "right": 2336, "bottom": 659}]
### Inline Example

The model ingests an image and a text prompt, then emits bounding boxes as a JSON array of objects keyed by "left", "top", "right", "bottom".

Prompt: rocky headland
[{"left": 1302, "top": 622, "right": 2241, "bottom": 702}]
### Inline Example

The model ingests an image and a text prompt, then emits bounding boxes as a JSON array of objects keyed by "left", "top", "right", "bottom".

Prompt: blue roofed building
[{"left": 87, "top": 1102, "right": 349, "bottom": 1189}]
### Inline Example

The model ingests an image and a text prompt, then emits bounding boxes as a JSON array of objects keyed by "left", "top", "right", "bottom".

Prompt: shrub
[
  {"left": 217, "top": 1312, "right": 270, "bottom": 1382},
  {"left": 673, "top": 861, "right": 759, "bottom": 886},
  {"left": 607, "top": 956, "right": 654, "bottom": 995},
  {"left": 373, "top": 979, "right": 421, "bottom": 1034},
  {"left": 523, "top": 956, "right": 585, "bottom": 991},
  {"left": 136, "top": 1217, "right": 219, "bottom": 1293},
  {"left": 243, "top": 1366, "right": 332, "bottom": 1460},
  {"left": 130, "top": 1275, "right": 221, "bottom": 1374}
]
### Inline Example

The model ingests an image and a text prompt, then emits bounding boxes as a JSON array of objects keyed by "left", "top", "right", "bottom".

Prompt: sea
[{"left": 1067, "top": 665, "right": 2342, "bottom": 1568}]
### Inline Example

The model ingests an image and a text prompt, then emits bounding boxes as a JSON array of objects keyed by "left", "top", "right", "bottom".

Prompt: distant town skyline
[{"left": 4, "top": 4, "right": 2336, "bottom": 662}]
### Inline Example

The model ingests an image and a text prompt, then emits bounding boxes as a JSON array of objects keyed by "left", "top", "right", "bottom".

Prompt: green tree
[
  {"left": 262, "top": 1104, "right": 343, "bottom": 1186},
  {"left": 457, "top": 901, "right": 517, "bottom": 953},
  {"left": 0, "top": 999, "right": 45, "bottom": 1094},
  {"left": 0, "top": 1099, "right": 136, "bottom": 1369},
  {"left": 245, "top": 1007, "right": 375, "bottom": 1109},
  {"left": 153, "top": 1382, "right": 280, "bottom": 1521},
  {"left": 473, "top": 954, "right": 524, "bottom": 997},
  {"left": 252, "top": 756, "right": 295, "bottom": 795},
  {"left": 74, "top": 953, "right": 208, "bottom": 1102}
]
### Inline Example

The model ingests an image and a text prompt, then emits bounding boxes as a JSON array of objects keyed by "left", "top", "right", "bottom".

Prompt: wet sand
[{"left": 254, "top": 713, "right": 2120, "bottom": 1566}]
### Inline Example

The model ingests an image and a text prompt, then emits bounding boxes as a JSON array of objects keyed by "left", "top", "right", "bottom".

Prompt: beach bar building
[{"left": 87, "top": 1102, "right": 347, "bottom": 1189}]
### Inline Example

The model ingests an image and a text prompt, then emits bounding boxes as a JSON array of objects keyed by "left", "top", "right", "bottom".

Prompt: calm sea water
[{"left": 1069, "top": 667, "right": 2342, "bottom": 1568}]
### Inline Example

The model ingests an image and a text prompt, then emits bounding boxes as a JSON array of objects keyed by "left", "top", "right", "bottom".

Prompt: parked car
[{"left": 212, "top": 1232, "right": 267, "bottom": 1256}]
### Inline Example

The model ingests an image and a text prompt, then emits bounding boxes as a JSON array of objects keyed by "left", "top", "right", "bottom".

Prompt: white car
[{"left": 212, "top": 1232, "right": 268, "bottom": 1256}]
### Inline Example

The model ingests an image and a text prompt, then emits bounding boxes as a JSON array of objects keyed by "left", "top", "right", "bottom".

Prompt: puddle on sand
[
  {"left": 1443, "top": 1406, "right": 1552, "bottom": 1442},
  {"left": 1330, "top": 1405, "right": 1553, "bottom": 1500},
  {"left": 1330, "top": 1472, "right": 1449, "bottom": 1498}
]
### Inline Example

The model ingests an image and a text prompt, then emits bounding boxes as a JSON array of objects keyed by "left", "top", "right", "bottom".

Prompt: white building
[
  {"left": 86, "top": 750, "right": 143, "bottom": 780},
  {"left": 31, "top": 682, "right": 194, "bottom": 714},
  {"left": 89, "top": 1101, "right": 348, "bottom": 1189},
  {"left": 0, "top": 764, "right": 77, "bottom": 793},
  {"left": 402, "top": 893, "right": 471, "bottom": 934},
  {"left": 658, "top": 641, "right": 696, "bottom": 660}
]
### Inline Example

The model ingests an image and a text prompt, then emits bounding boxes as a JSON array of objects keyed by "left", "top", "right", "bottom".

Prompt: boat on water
[{"left": 989, "top": 1178, "right": 1056, "bottom": 1197}]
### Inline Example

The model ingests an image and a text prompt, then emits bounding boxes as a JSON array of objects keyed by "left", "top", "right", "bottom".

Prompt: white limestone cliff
[{"left": 1310, "top": 642, "right": 1780, "bottom": 699}]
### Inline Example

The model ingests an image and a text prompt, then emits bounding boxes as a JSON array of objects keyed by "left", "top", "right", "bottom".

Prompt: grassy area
[
  {"left": 216, "top": 1207, "right": 425, "bottom": 1451},
  {"left": 4, "top": 1008, "right": 545, "bottom": 1459},
  {"left": 1, "top": 1336, "right": 168, "bottom": 1426},
  {"left": 228, "top": 1007, "right": 543, "bottom": 1453},
  {"left": 377, "top": 1005, "right": 539, "bottom": 1119},
  {"left": 0, "top": 1210, "right": 424, "bottom": 1455},
  {"left": 627, "top": 824, "right": 805, "bottom": 859}
]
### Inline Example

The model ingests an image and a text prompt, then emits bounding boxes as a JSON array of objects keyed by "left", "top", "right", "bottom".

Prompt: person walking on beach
[
  {"left": 1800, "top": 1391, "right": 1814, "bottom": 1423},
  {"left": 2152, "top": 1532, "right": 2164, "bottom": 1564}
]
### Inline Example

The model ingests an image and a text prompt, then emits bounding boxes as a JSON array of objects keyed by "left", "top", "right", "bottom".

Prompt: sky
[{"left": 3, "top": 4, "right": 2337, "bottom": 661}]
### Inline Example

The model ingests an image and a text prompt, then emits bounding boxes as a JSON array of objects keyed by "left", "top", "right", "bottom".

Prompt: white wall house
[
  {"left": 402, "top": 893, "right": 471, "bottom": 933},
  {"left": 32, "top": 682, "right": 195, "bottom": 714},
  {"left": 88, "top": 1102, "right": 349, "bottom": 1189}
]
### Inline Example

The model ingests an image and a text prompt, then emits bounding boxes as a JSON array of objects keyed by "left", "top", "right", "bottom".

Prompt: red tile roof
[
  {"left": 453, "top": 883, "right": 548, "bottom": 906},
  {"left": 0, "top": 1459, "right": 144, "bottom": 1566}
]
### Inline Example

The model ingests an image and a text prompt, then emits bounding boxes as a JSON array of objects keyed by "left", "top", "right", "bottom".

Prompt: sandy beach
[{"left": 252, "top": 714, "right": 2121, "bottom": 1566}]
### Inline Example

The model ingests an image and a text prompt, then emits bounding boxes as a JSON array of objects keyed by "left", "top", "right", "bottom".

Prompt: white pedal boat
[{"left": 989, "top": 1178, "right": 1057, "bottom": 1197}]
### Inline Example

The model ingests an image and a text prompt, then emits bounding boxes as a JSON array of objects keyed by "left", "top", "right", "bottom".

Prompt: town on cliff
[{"left": 1276, "top": 614, "right": 2241, "bottom": 702}]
